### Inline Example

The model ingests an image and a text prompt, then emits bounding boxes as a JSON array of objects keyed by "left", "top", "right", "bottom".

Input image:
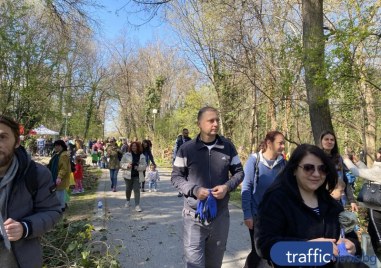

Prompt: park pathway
[{"left": 93, "top": 168, "right": 250, "bottom": 268}]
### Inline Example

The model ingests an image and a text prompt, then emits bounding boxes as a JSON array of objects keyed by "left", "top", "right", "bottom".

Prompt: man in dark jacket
[
  {"left": 173, "top": 128, "right": 191, "bottom": 197},
  {"left": 171, "top": 107, "right": 244, "bottom": 267},
  {"left": 0, "top": 115, "right": 62, "bottom": 267}
]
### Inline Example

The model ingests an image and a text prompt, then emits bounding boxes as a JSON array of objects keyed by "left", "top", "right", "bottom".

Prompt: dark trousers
[
  {"left": 244, "top": 228, "right": 261, "bottom": 268},
  {"left": 368, "top": 209, "right": 381, "bottom": 256}
]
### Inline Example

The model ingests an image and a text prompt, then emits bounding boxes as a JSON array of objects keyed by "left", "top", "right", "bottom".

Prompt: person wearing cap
[
  {"left": 48, "top": 139, "right": 71, "bottom": 211},
  {"left": 106, "top": 137, "right": 122, "bottom": 192},
  {"left": 0, "top": 115, "right": 61, "bottom": 267}
]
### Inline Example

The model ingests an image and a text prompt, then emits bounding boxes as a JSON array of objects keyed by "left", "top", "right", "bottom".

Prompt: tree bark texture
[{"left": 302, "top": 0, "right": 334, "bottom": 145}]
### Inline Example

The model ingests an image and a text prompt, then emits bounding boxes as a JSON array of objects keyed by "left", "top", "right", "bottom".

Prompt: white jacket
[
  {"left": 120, "top": 152, "right": 147, "bottom": 182},
  {"left": 343, "top": 158, "right": 381, "bottom": 183}
]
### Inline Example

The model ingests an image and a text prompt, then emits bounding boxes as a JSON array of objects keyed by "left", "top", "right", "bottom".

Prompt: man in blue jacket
[
  {"left": 0, "top": 115, "right": 62, "bottom": 267},
  {"left": 171, "top": 107, "right": 244, "bottom": 268}
]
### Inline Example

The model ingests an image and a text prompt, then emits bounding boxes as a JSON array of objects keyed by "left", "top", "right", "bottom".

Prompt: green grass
[
  {"left": 229, "top": 187, "right": 242, "bottom": 208},
  {"left": 42, "top": 167, "right": 121, "bottom": 267},
  {"left": 65, "top": 167, "right": 101, "bottom": 220}
]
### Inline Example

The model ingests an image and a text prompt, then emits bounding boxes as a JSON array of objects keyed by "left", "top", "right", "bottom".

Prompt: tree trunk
[{"left": 302, "top": 0, "right": 334, "bottom": 145}]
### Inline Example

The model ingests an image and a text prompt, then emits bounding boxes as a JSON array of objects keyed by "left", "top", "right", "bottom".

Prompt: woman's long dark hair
[
  {"left": 319, "top": 130, "right": 339, "bottom": 156},
  {"left": 277, "top": 144, "right": 338, "bottom": 194},
  {"left": 142, "top": 140, "right": 151, "bottom": 152}
]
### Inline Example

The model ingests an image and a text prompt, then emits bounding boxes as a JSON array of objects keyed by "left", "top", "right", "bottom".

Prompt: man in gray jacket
[
  {"left": 171, "top": 107, "right": 244, "bottom": 268},
  {"left": 0, "top": 115, "right": 62, "bottom": 267}
]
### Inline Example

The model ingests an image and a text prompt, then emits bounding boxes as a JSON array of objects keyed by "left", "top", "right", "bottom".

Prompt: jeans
[
  {"left": 124, "top": 177, "right": 140, "bottom": 206},
  {"left": 56, "top": 190, "right": 65, "bottom": 211},
  {"left": 109, "top": 169, "right": 119, "bottom": 188},
  {"left": 148, "top": 180, "right": 157, "bottom": 190}
]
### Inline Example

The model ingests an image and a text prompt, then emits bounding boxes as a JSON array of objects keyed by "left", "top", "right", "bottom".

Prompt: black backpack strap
[
  {"left": 254, "top": 152, "right": 260, "bottom": 185},
  {"left": 25, "top": 161, "right": 38, "bottom": 199}
]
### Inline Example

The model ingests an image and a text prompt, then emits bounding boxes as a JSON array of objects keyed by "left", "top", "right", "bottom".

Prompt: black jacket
[
  {"left": 171, "top": 134, "right": 244, "bottom": 213},
  {"left": 254, "top": 178, "right": 361, "bottom": 267}
]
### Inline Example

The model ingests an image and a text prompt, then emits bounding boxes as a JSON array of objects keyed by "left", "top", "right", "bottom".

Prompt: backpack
[
  {"left": 345, "top": 171, "right": 356, "bottom": 185},
  {"left": 25, "top": 160, "right": 38, "bottom": 199},
  {"left": 70, "top": 160, "right": 76, "bottom": 172}
]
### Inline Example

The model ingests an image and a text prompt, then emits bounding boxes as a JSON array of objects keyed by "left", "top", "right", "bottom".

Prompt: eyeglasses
[{"left": 298, "top": 164, "right": 327, "bottom": 176}]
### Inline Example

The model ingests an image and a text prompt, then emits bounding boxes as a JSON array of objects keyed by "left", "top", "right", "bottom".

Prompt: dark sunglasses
[{"left": 298, "top": 164, "right": 327, "bottom": 175}]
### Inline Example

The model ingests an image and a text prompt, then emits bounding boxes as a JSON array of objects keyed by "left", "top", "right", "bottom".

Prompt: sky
[
  {"left": 94, "top": 0, "right": 171, "bottom": 45},
  {"left": 91, "top": 1, "right": 173, "bottom": 135}
]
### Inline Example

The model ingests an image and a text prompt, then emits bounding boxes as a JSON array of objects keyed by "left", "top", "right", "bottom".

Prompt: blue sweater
[{"left": 241, "top": 153, "right": 286, "bottom": 220}]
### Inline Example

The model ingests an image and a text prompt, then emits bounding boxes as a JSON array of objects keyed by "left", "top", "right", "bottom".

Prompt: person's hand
[
  {"left": 4, "top": 218, "right": 23, "bottom": 241},
  {"left": 56, "top": 177, "right": 62, "bottom": 185},
  {"left": 195, "top": 187, "right": 209, "bottom": 200},
  {"left": 211, "top": 185, "right": 228, "bottom": 199},
  {"left": 244, "top": 218, "right": 254, "bottom": 230},
  {"left": 127, "top": 163, "right": 132, "bottom": 169},
  {"left": 352, "top": 155, "right": 359, "bottom": 163},
  {"left": 337, "top": 238, "right": 356, "bottom": 255},
  {"left": 350, "top": 202, "right": 358, "bottom": 212},
  {"left": 309, "top": 238, "right": 337, "bottom": 255}
]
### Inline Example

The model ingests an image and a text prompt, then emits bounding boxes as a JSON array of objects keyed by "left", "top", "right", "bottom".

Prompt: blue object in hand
[
  {"left": 206, "top": 190, "right": 217, "bottom": 220},
  {"left": 337, "top": 242, "right": 351, "bottom": 257},
  {"left": 195, "top": 189, "right": 218, "bottom": 223},
  {"left": 196, "top": 198, "right": 206, "bottom": 222}
]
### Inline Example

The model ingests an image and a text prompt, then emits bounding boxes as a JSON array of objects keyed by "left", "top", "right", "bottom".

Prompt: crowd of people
[
  {"left": 3, "top": 107, "right": 381, "bottom": 267},
  {"left": 171, "top": 106, "right": 381, "bottom": 268}
]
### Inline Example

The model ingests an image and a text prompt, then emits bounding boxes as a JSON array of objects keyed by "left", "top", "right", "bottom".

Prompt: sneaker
[
  {"left": 72, "top": 190, "right": 79, "bottom": 194},
  {"left": 135, "top": 205, "right": 142, "bottom": 212},
  {"left": 112, "top": 187, "right": 116, "bottom": 192},
  {"left": 125, "top": 201, "right": 130, "bottom": 208},
  {"left": 154, "top": 189, "right": 157, "bottom": 192},
  {"left": 148, "top": 189, "right": 152, "bottom": 192},
  {"left": 141, "top": 189, "right": 145, "bottom": 192}
]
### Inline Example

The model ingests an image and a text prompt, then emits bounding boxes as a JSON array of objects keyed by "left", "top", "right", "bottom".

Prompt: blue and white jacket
[
  {"left": 171, "top": 134, "right": 244, "bottom": 213},
  {"left": 241, "top": 152, "right": 286, "bottom": 220}
]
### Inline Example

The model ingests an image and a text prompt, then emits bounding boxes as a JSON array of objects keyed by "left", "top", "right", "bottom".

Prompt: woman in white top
[{"left": 343, "top": 148, "right": 381, "bottom": 257}]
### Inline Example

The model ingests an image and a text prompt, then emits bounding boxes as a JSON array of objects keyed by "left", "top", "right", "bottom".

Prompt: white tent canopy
[{"left": 32, "top": 125, "right": 59, "bottom": 135}]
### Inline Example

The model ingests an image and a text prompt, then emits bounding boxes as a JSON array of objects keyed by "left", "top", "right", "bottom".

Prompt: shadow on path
[{"left": 93, "top": 168, "right": 250, "bottom": 268}]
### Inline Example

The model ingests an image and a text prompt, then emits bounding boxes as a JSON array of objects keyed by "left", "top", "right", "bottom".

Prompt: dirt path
[{"left": 94, "top": 168, "right": 250, "bottom": 268}]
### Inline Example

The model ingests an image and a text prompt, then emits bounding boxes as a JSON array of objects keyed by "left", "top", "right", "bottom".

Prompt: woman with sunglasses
[
  {"left": 319, "top": 131, "right": 358, "bottom": 212},
  {"left": 255, "top": 144, "right": 361, "bottom": 266}
]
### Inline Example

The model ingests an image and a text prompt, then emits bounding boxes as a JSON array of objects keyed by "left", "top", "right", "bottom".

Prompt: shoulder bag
[{"left": 357, "top": 180, "right": 381, "bottom": 207}]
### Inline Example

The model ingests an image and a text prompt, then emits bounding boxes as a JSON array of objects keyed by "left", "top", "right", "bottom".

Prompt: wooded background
[{"left": 1, "top": 0, "right": 380, "bottom": 163}]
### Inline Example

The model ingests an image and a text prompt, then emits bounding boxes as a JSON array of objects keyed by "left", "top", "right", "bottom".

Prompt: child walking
[
  {"left": 91, "top": 148, "right": 100, "bottom": 167},
  {"left": 145, "top": 164, "right": 160, "bottom": 192},
  {"left": 73, "top": 156, "right": 84, "bottom": 194}
]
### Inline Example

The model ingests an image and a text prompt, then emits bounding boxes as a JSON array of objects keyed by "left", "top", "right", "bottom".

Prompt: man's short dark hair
[
  {"left": 0, "top": 115, "right": 20, "bottom": 142},
  {"left": 197, "top": 107, "right": 219, "bottom": 122}
]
